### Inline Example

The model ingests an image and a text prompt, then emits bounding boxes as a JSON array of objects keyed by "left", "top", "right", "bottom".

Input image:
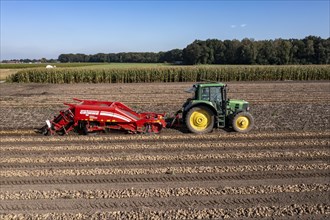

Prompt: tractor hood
[
  {"left": 227, "top": 99, "right": 250, "bottom": 112},
  {"left": 228, "top": 99, "right": 248, "bottom": 105}
]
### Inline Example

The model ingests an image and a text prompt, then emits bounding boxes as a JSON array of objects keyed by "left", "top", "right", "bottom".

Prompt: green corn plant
[{"left": 7, "top": 65, "right": 330, "bottom": 83}]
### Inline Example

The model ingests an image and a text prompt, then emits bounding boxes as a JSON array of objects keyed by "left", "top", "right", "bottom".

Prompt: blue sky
[{"left": 1, "top": 0, "right": 329, "bottom": 60}]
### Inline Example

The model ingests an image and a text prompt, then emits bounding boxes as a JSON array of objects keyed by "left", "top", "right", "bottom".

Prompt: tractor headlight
[{"left": 242, "top": 103, "right": 249, "bottom": 111}]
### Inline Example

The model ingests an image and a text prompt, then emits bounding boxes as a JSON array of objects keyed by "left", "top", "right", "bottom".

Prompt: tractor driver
[{"left": 201, "top": 88, "right": 209, "bottom": 100}]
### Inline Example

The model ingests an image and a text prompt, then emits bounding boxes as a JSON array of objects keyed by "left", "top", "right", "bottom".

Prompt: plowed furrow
[
  {"left": 2, "top": 183, "right": 328, "bottom": 200},
  {"left": 1, "top": 130, "right": 328, "bottom": 144},
  {"left": 249, "top": 98, "right": 330, "bottom": 103},
  {"left": 1, "top": 139, "right": 328, "bottom": 156},
  {"left": 1, "top": 206, "right": 329, "bottom": 219},
  {"left": 2, "top": 163, "right": 328, "bottom": 178},
  {"left": 1, "top": 204, "right": 328, "bottom": 219},
  {"left": 2, "top": 150, "right": 328, "bottom": 164},
  {"left": 1, "top": 170, "right": 329, "bottom": 186},
  {"left": 0, "top": 155, "right": 328, "bottom": 170},
  {"left": 1, "top": 96, "right": 329, "bottom": 106},
  {"left": 0, "top": 192, "right": 328, "bottom": 212}
]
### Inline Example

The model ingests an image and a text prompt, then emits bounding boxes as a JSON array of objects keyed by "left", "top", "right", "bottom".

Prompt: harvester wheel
[
  {"left": 186, "top": 106, "right": 214, "bottom": 134},
  {"left": 232, "top": 112, "right": 254, "bottom": 133},
  {"left": 37, "top": 125, "right": 49, "bottom": 136},
  {"left": 151, "top": 123, "right": 163, "bottom": 134},
  {"left": 42, "top": 128, "right": 50, "bottom": 136},
  {"left": 78, "top": 121, "right": 88, "bottom": 135},
  {"left": 57, "top": 129, "right": 66, "bottom": 136}
]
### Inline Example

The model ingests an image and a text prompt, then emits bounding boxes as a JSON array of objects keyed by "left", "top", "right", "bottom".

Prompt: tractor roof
[
  {"left": 185, "top": 82, "right": 226, "bottom": 93},
  {"left": 195, "top": 82, "right": 226, "bottom": 87}
]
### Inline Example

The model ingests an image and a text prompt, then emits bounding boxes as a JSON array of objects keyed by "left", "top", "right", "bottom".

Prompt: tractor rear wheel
[
  {"left": 186, "top": 106, "right": 214, "bottom": 134},
  {"left": 232, "top": 112, "right": 254, "bottom": 133}
]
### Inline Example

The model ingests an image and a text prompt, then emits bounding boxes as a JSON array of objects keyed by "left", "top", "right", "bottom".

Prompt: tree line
[
  {"left": 3, "top": 36, "right": 328, "bottom": 65},
  {"left": 58, "top": 36, "right": 329, "bottom": 65},
  {"left": 1, "top": 58, "right": 58, "bottom": 64},
  {"left": 182, "top": 36, "right": 329, "bottom": 65},
  {"left": 58, "top": 50, "right": 183, "bottom": 64}
]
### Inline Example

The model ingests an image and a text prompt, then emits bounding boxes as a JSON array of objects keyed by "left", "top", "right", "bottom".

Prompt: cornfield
[{"left": 7, "top": 65, "right": 330, "bottom": 83}]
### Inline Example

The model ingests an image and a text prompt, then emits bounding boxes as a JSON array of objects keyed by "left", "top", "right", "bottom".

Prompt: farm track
[{"left": 0, "top": 81, "right": 330, "bottom": 219}]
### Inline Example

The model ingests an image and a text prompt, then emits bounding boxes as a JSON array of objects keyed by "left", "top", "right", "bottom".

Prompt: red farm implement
[{"left": 36, "top": 98, "right": 166, "bottom": 135}]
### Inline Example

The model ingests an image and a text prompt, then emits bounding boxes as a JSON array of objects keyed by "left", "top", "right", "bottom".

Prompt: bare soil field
[{"left": 0, "top": 81, "right": 329, "bottom": 219}]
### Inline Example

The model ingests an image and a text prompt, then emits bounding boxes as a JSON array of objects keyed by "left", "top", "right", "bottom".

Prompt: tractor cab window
[
  {"left": 210, "top": 87, "right": 222, "bottom": 103},
  {"left": 201, "top": 87, "right": 222, "bottom": 103},
  {"left": 201, "top": 87, "right": 210, "bottom": 100}
]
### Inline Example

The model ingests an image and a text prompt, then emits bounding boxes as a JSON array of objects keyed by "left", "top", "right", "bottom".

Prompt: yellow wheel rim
[
  {"left": 189, "top": 110, "right": 211, "bottom": 131},
  {"left": 236, "top": 116, "right": 250, "bottom": 130}
]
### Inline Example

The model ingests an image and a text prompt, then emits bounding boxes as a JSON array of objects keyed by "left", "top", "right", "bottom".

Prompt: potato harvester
[{"left": 36, "top": 98, "right": 166, "bottom": 135}]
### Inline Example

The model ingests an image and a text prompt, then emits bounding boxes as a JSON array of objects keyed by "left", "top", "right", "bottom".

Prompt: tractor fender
[
  {"left": 227, "top": 109, "right": 244, "bottom": 122},
  {"left": 183, "top": 102, "right": 217, "bottom": 124}
]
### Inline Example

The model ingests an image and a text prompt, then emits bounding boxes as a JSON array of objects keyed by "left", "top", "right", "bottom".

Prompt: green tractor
[{"left": 174, "top": 82, "right": 254, "bottom": 134}]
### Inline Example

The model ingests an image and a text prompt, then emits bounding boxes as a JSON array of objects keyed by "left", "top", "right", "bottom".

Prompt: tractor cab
[
  {"left": 181, "top": 82, "right": 254, "bottom": 134},
  {"left": 185, "top": 83, "right": 227, "bottom": 109},
  {"left": 184, "top": 83, "right": 226, "bottom": 120},
  {"left": 186, "top": 84, "right": 226, "bottom": 102}
]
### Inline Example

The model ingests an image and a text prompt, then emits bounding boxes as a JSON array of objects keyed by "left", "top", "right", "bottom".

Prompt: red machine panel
[{"left": 36, "top": 98, "right": 166, "bottom": 135}]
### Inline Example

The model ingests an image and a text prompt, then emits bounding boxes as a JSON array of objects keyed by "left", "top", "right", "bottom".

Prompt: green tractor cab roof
[
  {"left": 196, "top": 82, "right": 226, "bottom": 87},
  {"left": 185, "top": 82, "right": 227, "bottom": 93}
]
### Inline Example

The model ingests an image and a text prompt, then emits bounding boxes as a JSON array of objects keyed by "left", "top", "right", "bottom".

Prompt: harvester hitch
[{"left": 167, "top": 110, "right": 182, "bottom": 128}]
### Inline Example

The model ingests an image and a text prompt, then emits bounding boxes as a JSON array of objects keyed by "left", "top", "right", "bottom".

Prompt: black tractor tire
[
  {"left": 232, "top": 112, "right": 254, "bottom": 133},
  {"left": 185, "top": 106, "right": 215, "bottom": 134}
]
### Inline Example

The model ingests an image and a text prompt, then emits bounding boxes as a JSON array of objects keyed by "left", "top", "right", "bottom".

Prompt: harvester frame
[{"left": 37, "top": 98, "right": 166, "bottom": 135}]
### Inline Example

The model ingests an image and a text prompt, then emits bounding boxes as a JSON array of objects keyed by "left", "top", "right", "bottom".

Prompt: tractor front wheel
[
  {"left": 232, "top": 112, "right": 254, "bottom": 133},
  {"left": 186, "top": 106, "right": 214, "bottom": 134}
]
